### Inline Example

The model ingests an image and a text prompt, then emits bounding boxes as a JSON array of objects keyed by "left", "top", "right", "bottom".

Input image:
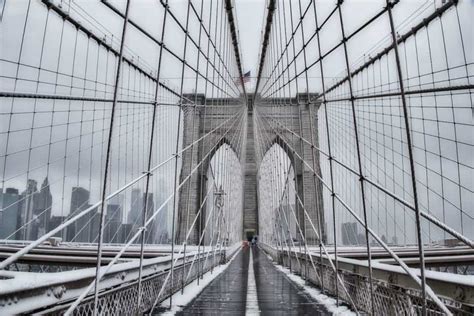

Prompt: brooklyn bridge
[{"left": 0, "top": 0, "right": 473, "bottom": 315}]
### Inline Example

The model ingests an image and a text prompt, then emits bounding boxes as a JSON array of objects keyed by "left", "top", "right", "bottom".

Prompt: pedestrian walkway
[{"left": 178, "top": 247, "right": 328, "bottom": 315}]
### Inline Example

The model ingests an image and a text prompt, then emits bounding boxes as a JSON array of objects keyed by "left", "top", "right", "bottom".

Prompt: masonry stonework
[{"left": 177, "top": 93, "right": 325, "bottom": 245}]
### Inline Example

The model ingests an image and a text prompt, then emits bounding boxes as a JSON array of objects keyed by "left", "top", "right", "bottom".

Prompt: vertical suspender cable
[{"left": 93, "top": 0, "right": 131, "bottom": 313}]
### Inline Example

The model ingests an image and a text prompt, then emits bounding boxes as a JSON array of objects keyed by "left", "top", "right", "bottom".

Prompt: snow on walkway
[
  {"left": 272, "top": 262, "right": 355, "bottom": 315},
  {"left": 159, "top": 248, "right": 242, "bottom": 315},
  {"left": 245, "top": 248, "right": 259, "bottom": 315}
]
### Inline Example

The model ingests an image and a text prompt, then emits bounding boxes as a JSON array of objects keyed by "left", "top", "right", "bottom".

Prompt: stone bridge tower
[
  {"left": 254, "top": 93, "right": 326, "bottom": 245},
  {"left": 176, "top": 95, "right": 244, "bottom": 244},
  {"left": 243, "top": 95, "right": 258, "bottom": 240},
  {"left": 177, "top": 93, "right": 325, "bottom": 245}
]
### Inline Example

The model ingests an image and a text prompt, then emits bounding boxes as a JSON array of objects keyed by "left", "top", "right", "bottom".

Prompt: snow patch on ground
[
  {"left": 159, "top": 248, "right": 241, "bottom": 315},
  {"left": 246, "top": 249, "right": 259, "bottom": 315},
  {"left": 273, "top": 264, "right": 356, "bottom": 315}
]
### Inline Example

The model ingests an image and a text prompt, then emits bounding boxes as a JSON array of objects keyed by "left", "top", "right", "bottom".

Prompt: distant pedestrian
[{"left": 251, "top": 236, "right": 257, "bottom": 246}]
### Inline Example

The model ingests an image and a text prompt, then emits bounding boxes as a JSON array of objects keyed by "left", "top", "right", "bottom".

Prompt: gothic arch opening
[
  {"left": 202, "top": 143, "right": 243, "bottom": 246},
  {"left": 257, "top": 143, "right": 298, "bottom": 246}
]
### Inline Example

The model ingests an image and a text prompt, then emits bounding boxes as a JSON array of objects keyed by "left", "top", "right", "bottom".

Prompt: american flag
[
  {"left": 242, "top": 71, "right": 251, "bottom": 83},
  {"left": 235, "top": 71, "right": 251, "bottom": 85}
]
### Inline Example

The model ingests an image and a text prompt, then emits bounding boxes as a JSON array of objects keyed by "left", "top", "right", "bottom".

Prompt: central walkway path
[{"left": 178, "top": 247, "right": 328, "bottom": 315}]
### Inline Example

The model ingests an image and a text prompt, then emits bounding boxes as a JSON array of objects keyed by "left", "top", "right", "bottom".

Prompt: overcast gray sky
[
  {"left": 0, "top": 0, "right": 472, "bottom": 245},
  {"left": 236, "top": 0, "right": 266, "bottom": 91}
]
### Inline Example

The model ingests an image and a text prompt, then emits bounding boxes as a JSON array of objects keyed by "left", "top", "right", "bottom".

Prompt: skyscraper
[
  {"left": 90, "top": 209, "right": 101, "bottom": 243},
  {"left": 341, "top": 222, "right": 358, "bottom": 246},
  {"left": 128, "top": 188, "right": 143, "bottom": 237},
  {"left": 18, "top": 179, "right": 38, "bottom": 240},
  {"left": 49, "top": 215, "right": 67, "bottom": 238},
  {"left": 110, "top": 194, "right": 124, "bottom": 222},
  {"left": 119, "top": 223, "right": 133, "bottom": 244},
  {"left": 155, "top": 179, "right": 169, "bottom": 244},
  {"left": 128, "top": 188, "right": 142, "bottom": 225},
  {"left": 277, "top": 204, "right": 297, "bottom": 243},
  {"left": 104, "top": 203, "right": 121, "bottom": 243},
  {"left": 34, "top": 177, "right": 52, "bottom": 236},
  {"left": 70, "top": 187, "right": 90, "bottom": 242},
  {"left": 0, "top": 188, "right": 20, "bottom": 239},
  {"left": 144, "top": 192, "right": 155, "bottom": 243}
]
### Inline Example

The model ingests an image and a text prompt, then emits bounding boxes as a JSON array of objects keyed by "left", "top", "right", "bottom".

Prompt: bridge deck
[{"left": 176, "top": 247, "right": 328, "bottom": 315}]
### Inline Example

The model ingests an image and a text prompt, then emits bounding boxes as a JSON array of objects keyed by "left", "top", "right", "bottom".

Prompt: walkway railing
[
  {"left": 0, "top": 244, "right": 240, "bottom": 314},
  {"left": 260, "top": 242, "right": 473, "bottom": 314}
]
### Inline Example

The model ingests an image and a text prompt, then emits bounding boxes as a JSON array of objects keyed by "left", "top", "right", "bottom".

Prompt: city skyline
[{"left": 0, "top": 176, "right": 173, "bottom": 244}]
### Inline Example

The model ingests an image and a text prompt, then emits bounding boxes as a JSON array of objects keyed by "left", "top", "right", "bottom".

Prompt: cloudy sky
[{"left": 0, "top": 0, "right": 472, "bottom": 245}]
